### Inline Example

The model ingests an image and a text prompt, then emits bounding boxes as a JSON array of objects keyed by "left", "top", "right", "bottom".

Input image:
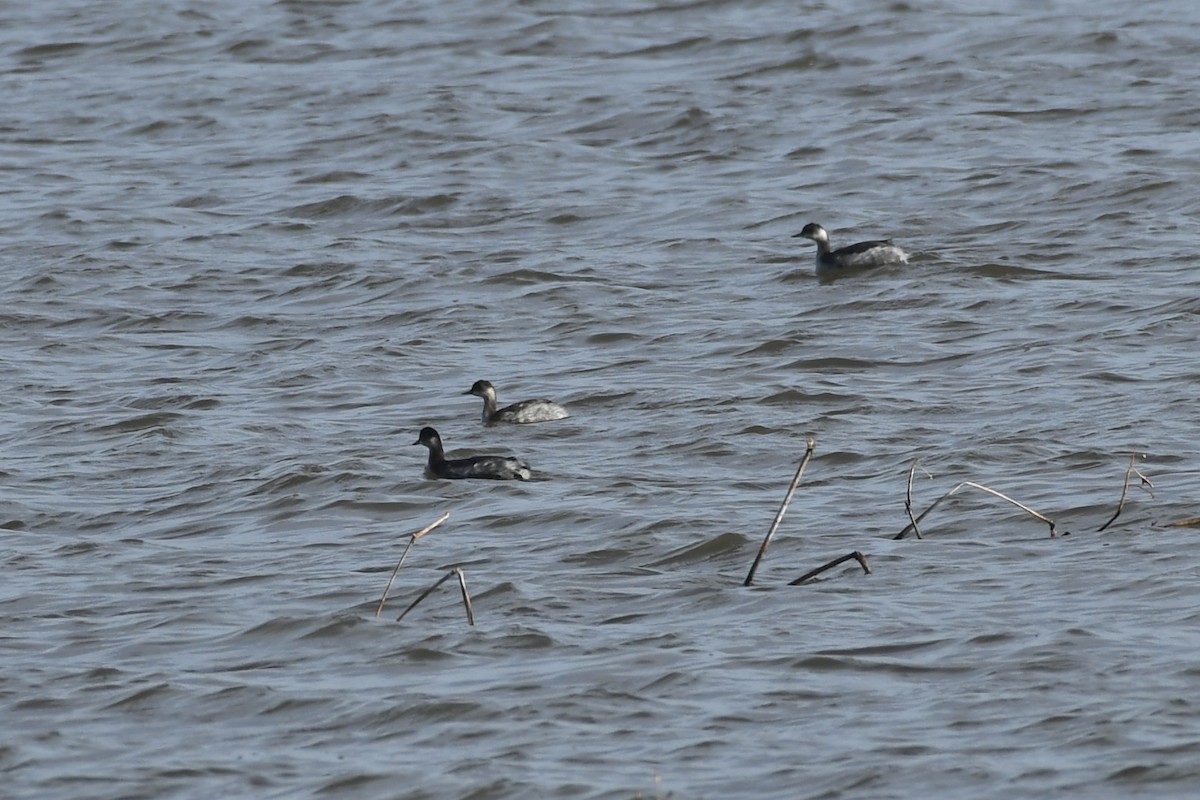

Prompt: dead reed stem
[
  {"left": 1097, "top": 453, "right": 1153, "bottom": 532},
  {"left": 905, "top": 460, "right": 931, "bottom": 540},
  {"left": 396, "top": 567, "right": 474, "bottom": 625},
  {"left": 894, "top": 480, "right": 1057, "bottom": 540},
  {"left": 788, "top": 550, "right": 872, "bottom": 585},
  {"left": 743, "top": 436, "right": 817, "bottom": 587},
  {"left": 375, "top": 511, "right": 451, "bottom": 618},
  {"left": 454, "top": 567, "right": 475, "bottom": 626}
]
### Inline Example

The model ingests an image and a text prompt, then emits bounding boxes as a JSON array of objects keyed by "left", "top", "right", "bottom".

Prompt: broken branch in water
[
  {"left": 743, "top": 436, "right": 817, "bottom": 587},
  {"left": 396, "top": 567, "right": 475, "bottom": 626},
  {"left": 788, "top": 550, "right": 872, "bottom": 585},
  {"left": 894, "top": 480, "right": 1057, "bottom": 540},
  {"left": 375, "top": 511, "right": 451, "bottom": 618},
  {"left": 1097, "top": 453, "right": 1153, "bottom": 532}
]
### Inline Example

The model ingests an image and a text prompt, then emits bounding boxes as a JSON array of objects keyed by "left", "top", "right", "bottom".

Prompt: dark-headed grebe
[
  {"left": 794, "top": 222, "right": 908, "bottom": 275},
  {"left": 413, "top": 426, "right": 532, "bottom": 481},
  {"left": 464, "top": 379, "right": 569, "bottom": 425}
]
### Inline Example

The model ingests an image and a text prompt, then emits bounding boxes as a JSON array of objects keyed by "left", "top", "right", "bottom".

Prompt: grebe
[
  {"left": 464, "top": 379, "right": 569, "bottom": 425},
  {"left": 413, "top": 427, "right": 532, "bottom": 481},
  {"left": 794, "top": 222, "right": 908, "bottom": 275}
]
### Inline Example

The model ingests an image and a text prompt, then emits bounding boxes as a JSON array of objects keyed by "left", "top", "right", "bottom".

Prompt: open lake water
[{"left": 4, "top": 1, "right": 1200, "bottom": 798}]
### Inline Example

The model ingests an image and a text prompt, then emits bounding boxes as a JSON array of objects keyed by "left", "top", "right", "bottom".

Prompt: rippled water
[{"left": 5, "top": 1, "right": 1200, "bottom": 798}]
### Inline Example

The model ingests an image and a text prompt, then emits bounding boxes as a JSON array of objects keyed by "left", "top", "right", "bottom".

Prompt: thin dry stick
[
  {"left": 453, "top": 567, "right": 475, "bottom": 626},
  {"left": 905, "top": 460, "right": 932, "bottom": 540},
  {"left": 375, "top": 511, "right": 451, "bottom": 617},
  {"left": 894, "top": 480, "right": 1057, "bottom": 540},
  {"left": 788, "top": 550, "right": 872, "bottom": 586},
  {"left": 1097, "top": 453, "right": 1153, "bottom": 532},
  {"left": 396, "top": 568, "right": 459, "bottom": 623},
  {"left": 743, "top": 436, "right": 817, "bottom": 587}
]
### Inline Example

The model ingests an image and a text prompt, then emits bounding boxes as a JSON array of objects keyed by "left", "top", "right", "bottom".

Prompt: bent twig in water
[
  {"left": 396, "top": 567, "right": 475, "bottom": 626},
  {"left": 1097, "top": 453, "right": 1153, "bottom": 532},
  {"left": 894, "top": 480, "right": 1057, "bottom": 539},
  {"left": 789, "top": 550, "right": 872, "bottom": 585},
  {"left": 375, "top": 511, "right": 451, "bottom": 617},
  {"left": 905, "top": 460, "right": 933, "bottom": 540},
  {"left": 743, "top": 436, "right": 817, "bottom": 587}
]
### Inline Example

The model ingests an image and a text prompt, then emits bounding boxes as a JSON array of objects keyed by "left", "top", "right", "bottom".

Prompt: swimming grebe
[
  {"left": 794, "top": 222, "right": 908, "bottom": 274},
  {"left": 413, "top": 427, "right": 532, "bottom": 480},
  {"left": 464, "top": 379, "right": 569, "bottom": 425}
]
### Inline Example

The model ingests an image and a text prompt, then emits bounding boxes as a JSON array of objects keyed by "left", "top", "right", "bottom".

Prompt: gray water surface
[{"left": 4, "top": 1, "right": 1200, "bottom": 798}]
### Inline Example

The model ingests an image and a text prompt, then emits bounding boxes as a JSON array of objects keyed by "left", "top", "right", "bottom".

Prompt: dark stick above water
[
  {"left": 789, "top": 551, "right": 872, "bottom": 585},
  {"left": 396, "top": 567, "right": 475, "bottom": 626},
  {"left": 743, "top": 436, "right": 817, "bottom": 587}
]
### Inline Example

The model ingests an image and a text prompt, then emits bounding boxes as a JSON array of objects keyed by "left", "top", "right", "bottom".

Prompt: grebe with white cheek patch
[
  {"left": 464, "top": 379, "right": 569, "bottom": 425},
  {"left": 794, "top": 222, "right": 908, "bottom": 275}
]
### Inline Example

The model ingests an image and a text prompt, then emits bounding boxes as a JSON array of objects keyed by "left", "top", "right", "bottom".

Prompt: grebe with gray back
[
  {"left": 413, "top": 426, "right": 532, "bottom": 480},
  {"left": 794, "top": 222, "right": 908, "bottom": 275},
  {"left": 464, "top": 379, "right": 569, "bottom": 425}
]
